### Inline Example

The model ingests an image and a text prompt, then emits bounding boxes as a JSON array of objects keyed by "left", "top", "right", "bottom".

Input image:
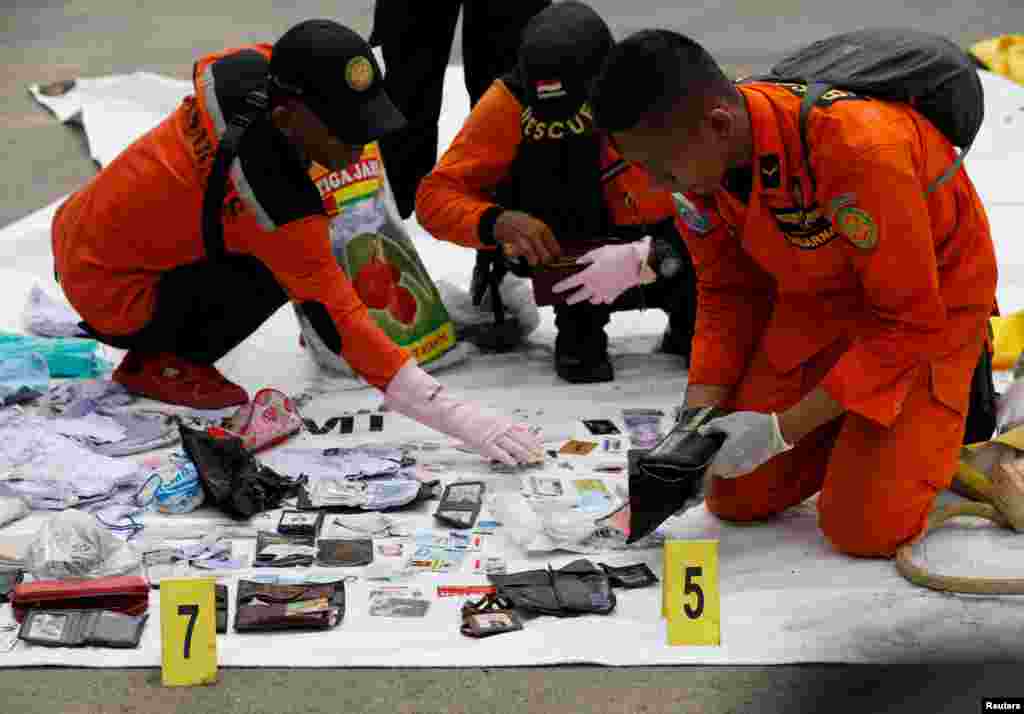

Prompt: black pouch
[
  {"left": 18, "top": 609, "right": 148, "bottom": 648},
  {"left": 0, "top": 568, "right": 24, "bottom": 603},
  {"left": 278, "top": 510, "right": 323, "bottom": 537},
  {"left": 599, "top": 562, "right": 659, "bottom": 589},
  {"left": 434, "top": 481, "right": 485, "bottom": 530},
  {"left": 488, "top": 559, "right": 616, "bottom": 617},
  {"left": 254, "top": 531, "right": 316, "bottom": 567},
  {"left": 628, "top": 406, "right": 728, "bottom": 543},
  {"left": 234, "top": 580, "right": 345, "bottom": 632},
  {"left": 315, "top": 539, "right": 374, "bottom": 567}
]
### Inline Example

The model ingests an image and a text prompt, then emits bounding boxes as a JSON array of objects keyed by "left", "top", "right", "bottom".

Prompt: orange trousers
[{"left": 706, "top": 333, "right": 983, "bottom": 558}]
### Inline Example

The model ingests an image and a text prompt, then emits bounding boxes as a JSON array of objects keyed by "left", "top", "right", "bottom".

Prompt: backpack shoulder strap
[
  {"left": 797, "top": 81, "right": 969, "bottom": 200},
  {"left": 200, "top": 88, "right": 268, "bottom": 262},
  {"left": 797, "top": 81, "right": 831, "bottom": 203}
]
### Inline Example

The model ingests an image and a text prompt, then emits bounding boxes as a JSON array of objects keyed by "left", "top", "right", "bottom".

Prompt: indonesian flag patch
[{"left": 536, "top": 79, "right": 567, "bottom": 99}]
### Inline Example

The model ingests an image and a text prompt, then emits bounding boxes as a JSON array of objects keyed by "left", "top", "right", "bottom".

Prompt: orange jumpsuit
[
  {"left": 415, "top": 79, "right": 678, "bottom": 250},
  {"left": 51, "top": 44, "right": 409, "bottom": 390},
  {"left": 679, "top": 82, "right": 998, "bottom": 556}
]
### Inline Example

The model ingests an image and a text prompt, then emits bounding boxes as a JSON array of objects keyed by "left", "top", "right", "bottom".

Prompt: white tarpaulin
[{"left": 0, "top": 67, "right": 1022, "bottom": 667}]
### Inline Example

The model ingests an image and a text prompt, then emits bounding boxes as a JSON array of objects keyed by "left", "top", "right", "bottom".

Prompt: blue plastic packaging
[{"left": 0, "top": 331, "right": 109, "bottom": 378}]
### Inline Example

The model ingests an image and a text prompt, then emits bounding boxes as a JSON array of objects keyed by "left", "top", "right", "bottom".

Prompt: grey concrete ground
[{"left": 3, "top": 1, "right": 1024, "bottom": 712}]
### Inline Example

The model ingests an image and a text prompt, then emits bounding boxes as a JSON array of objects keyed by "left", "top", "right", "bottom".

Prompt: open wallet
[
  {"left": 627, "top": 406, "right": 729, "bottom": 543},
  {"left": 433, "top": 481, "right": 485, "bottom": 530},
  {"left": 254, "top": 531, "right": 317, "bottom": 568},
  {"left": 18, "top": 609, "right": 148, "bottom": 648},
  {"left": 234, "top": 580, "right": 346, "bottom": 632},
  {"left": 11, "top": 575, "right": 150, "bottom": 623},
  {"left": 487, "top": 559, "right": 616, "bottom": 617},
  {"left": 460, "top": 593, "right": 523, "bottom": 639}
]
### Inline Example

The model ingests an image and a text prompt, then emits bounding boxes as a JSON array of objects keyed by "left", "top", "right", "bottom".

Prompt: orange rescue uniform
[
  {"left": 51, "top": 44, "right": 409, "bottom": 390},
  {"left": 415, "top": 79, "right": 678, "bottom": 249},
  {"left": 680, "top": 82, "right": 998, "bottom": 556}
]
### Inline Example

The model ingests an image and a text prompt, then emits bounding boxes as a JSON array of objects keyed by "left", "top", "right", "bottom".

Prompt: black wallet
[
  {"left": 628, "top": 406, "right": 729, "bottom": 543},
  {"left": 599, "top": 562, "right": 659, "bottom": 589},
  {"left": 234, "top": 580, "right": 346, "bottom": 632},
  {"left": 18, "top": 609, "right": 148, "bottom": 648},
  {"left": 216, "top": 583, "right": 228, "bottom": 634},
  {"left": 0, "top": 568, "right": 24, "bottom": 603},
  {"left": 254, "top": 531, "right": 316, "bottom": 567},
  {"left": 488, "top": 559, "right": 616, "bottom": 617},
  {"left": 315, "top": 539, "right": 374, "bottom": 567},
  {"left": 434, "top": 481, "right": 485, "bottom": 530}
]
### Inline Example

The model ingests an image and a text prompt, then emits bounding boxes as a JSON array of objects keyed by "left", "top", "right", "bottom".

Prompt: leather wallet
[
  {"left": 530, "top": 252, "right": 590, "bottom": 307},
  {"left": 254, "top": 531, "right": 316, "bottom": 568},
  {"left": 11, "top": 575, "right": 150, "bottom": 623},
  {"left": 433, "top": 481, "right": 485, "bottom": 530},
  {"left": 18, "top": 609, "right": 148, "bottom": 648},
  {"left": 216, "top": 583, "right": 228, "bottom": 634},
  {"left": 599, "top": 562, "right": 659, "bottom": 589},
  {"left": 628, "top": 406, "right": 729, "bottom": 543},
  {"left": 0, "top": 568, "right": 24, "bottom": 603},
  {"left": 234, "top": 580, "right": 346, "bottom": 632},
  {"left": 315, "top": 539, "right": 374, "bottom": 567},
  {"left": 488, "top": 559, "right": 616, "bottom": 617}
]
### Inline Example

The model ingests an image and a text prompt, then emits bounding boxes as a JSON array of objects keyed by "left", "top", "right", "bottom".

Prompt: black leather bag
[
  {"left": 488, "top": 559, "right": 616, "bottom": 617},
  {"left": 627, "top": 406, "right": 729, "bottom": 543}
]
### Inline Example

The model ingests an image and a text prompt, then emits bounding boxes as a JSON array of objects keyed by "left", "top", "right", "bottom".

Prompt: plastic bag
[
  {"left": 0, "top": 483, "right": 30, "bottom": 528},
  {"left": 24, "top": 510, "right": 141, "bottom": 579},
  {"left": 142, "top": 454, "right": 205, "bottom": 515},
  {"left": 296, "top": 146, "right": 467, "bottom": 376},
  {"left": 0, "top": 352, "right": 49, "bottom": 406},
  {"left": 0, "top": 331, "right": 108, "bottom": 378},
  {"left": 436, "top": 277, "right": 540, "bottom": 344}
]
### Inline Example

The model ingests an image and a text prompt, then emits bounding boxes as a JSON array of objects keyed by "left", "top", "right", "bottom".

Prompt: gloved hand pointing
[
  {"left": 383, "top": 360, "right": 544, "bottom": 466},
  {"left": 552, "top": 238, "right": 652, "bottom": 305}
]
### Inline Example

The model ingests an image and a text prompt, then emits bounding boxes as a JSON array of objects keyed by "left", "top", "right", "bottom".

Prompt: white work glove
[
  {"left": 551, "top": 238, "right": 652, "bottom": 306},
  {"left": 698, "top": 411, "right": 793, "bottom": 478},
  {"left": 383, "top": 360, "right": 544, "bottom": 466}
]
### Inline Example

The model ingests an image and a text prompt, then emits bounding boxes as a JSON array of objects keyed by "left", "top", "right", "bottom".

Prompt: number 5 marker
[{"left": 663, "top": 540, "right": 721, "bottom": 646}]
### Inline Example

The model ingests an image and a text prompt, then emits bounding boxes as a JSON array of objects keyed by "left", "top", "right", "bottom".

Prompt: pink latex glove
[
  {"left": 383, "top": 360, "right": 544, "bottom": 466},
  {"left": 551, "top": 238, "right": 652, "bottom": 305}
]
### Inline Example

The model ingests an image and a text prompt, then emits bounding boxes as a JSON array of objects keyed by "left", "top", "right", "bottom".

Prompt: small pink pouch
[{"left": 208, "top": 388, "right": 302, "bottom": 452}]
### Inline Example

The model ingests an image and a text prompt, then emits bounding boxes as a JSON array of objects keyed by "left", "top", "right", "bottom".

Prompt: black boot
[{"left": 554, "top": 303, "right": 614, "bottom": 384}]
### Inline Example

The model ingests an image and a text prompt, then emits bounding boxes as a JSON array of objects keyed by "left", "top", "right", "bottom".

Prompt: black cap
[
  {"left": 591, "top": 30, "right": 690, "bottom": 132},
  {"left": 268, "top": 19, "right": 406, "bottom": 144},
  {"left": 518, "top": 1, "right": 613, "bottom": 120}
]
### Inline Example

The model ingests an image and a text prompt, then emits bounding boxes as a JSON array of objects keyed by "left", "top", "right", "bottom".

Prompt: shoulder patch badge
[
  {"left": 776, "top": 82, "right": 866, "bottom": 107},
  {"left": 833, "top": 206, "right": 878, "bottom": 251},
  {"left": 672, "top": 192, "right": 714, "bottom": 235},
  {"left": 770, "top": 203, "right": 837, "bottom": 250}
]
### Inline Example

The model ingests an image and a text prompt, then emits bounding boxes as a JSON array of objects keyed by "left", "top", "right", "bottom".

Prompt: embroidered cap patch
[{"left": 345, "top": 56, "right": 374, "bottom": 92}]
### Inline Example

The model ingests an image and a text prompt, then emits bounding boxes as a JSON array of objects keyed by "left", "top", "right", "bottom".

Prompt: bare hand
[{"left": 493, "top": 211, "right": 562, "bottom": 266}]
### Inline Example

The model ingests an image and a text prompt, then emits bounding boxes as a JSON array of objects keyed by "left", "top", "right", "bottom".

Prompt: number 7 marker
[{"left": 160, "top": 578, "right": 218, "bottom": 687}]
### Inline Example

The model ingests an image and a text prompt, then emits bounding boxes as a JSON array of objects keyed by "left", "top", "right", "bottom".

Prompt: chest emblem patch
[{"left": 770, "top": 203, "right": 837, "bottom": 250}]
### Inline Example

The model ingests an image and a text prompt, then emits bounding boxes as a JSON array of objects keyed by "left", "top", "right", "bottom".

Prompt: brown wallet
[{"left": 234, "top": 580, "right": 346, "bottom": 632}]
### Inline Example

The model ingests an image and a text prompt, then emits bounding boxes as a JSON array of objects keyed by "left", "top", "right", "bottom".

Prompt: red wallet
[{"left": 11, "top": 576, "right": 150, "bottom": 623}]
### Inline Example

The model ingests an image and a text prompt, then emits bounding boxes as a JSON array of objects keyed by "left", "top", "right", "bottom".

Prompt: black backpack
[{"left": 756, "top": 27, "right": 985, "bottom": 197}]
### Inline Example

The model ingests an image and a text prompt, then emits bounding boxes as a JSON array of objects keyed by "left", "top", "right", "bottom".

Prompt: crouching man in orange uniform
[{"left": 589, "top": 30, "right": 998, "bottom": 556}]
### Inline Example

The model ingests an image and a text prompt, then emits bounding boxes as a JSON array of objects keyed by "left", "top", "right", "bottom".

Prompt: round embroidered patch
[
  {"left": 345, "top": 56, "right": 374, "bottom": 92},
  {"left": 834, "top": 206, "right": 878, "bottom": 250},
  {"left": 672, "top": 192, "right": 712, "bottom": 235}
]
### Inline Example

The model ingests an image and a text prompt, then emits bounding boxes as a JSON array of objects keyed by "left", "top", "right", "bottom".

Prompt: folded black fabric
[
  {"left": 488, "top": 559, "right": 616, "bottom": 617},
  {"left": 628, "top": 406, "right": 729, "bottom": 543},
  {"left": 179, "top": 424, "right": 304, "bottom": 519}
]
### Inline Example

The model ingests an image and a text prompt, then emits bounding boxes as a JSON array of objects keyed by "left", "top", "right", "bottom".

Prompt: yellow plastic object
[
  {"left": 971, "top": 35, "right": 1024, "bottom": 85},
  {"left": 663, "top": 540, "right": 721, "bottom": 646},
  {"left": 160, "top": 578, "right": 218, "bottom": 687},
  {"left": 990, "top": 312, "right": 1024, "bottom": 371}
]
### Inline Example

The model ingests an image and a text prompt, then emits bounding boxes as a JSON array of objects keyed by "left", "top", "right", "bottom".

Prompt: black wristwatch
[{"left": 649, "top": 237, "right": 684, "bottom": 279}]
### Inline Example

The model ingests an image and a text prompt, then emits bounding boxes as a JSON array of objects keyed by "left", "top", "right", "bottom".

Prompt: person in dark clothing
[
  {"left": 415, "top": 1, "right": 698, "bottom": 383},
  {"left": 369, "top": 0, "right": 552, "bottom": 220}
]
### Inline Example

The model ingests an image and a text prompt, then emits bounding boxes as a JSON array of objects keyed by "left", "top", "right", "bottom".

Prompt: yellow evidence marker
[
  {"left": 160, "top": 577, "right": 218, "bottom": 687},
  {"left": 663, "top": 540, "right": 721, "bottom": 646}
]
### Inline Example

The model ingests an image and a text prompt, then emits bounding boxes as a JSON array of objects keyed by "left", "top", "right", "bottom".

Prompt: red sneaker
[{"left": 113, "top": 352, "right": 249, "bottom": 409}]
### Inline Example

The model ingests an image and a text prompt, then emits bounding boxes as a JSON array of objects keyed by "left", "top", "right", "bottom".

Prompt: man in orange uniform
[
  {"left": 415, "top": 2, "right": 698, "bottom": 384},
  {"left": 51, "top": 19, "right": 543, "bottom": 467},
  {"left": 589, "top": 31, "right": 998, "bottom": 556}
]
